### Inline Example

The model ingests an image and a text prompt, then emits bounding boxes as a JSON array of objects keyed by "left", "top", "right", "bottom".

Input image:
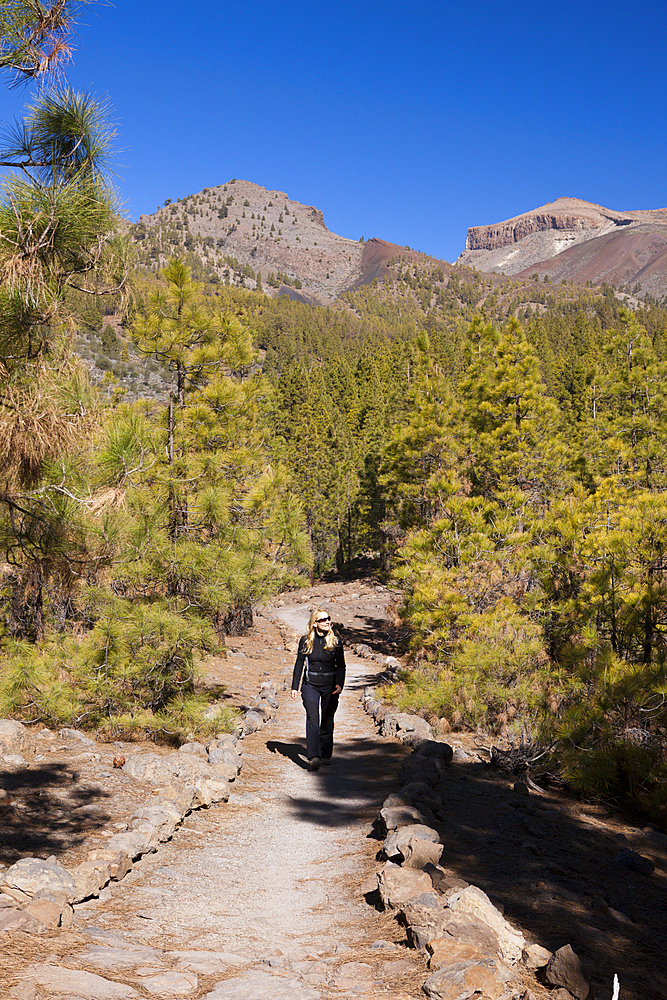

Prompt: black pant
[{"left": 301, "top": 681, "right": 339, "bottom": 759}]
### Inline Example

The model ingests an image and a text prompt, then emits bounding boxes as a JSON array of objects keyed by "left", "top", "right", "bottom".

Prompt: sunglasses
[{"left": 316, "top": 616, "right": 330, "bottom": 623}]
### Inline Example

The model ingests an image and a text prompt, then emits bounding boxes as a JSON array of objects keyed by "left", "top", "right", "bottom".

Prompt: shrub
[{"left": 0, "top": 599, "right": 230, "bottom": 739}]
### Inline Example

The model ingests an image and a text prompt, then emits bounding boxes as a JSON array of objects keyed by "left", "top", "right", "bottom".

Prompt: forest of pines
[
  {"left": 1, "top": 2, "right": 667, "bottom": 821},
  {"left": 2, "top": 242, "right": 667, "bottom": 819}
]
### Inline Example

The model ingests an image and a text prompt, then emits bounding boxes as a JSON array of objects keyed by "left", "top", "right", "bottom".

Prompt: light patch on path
[{"left": 272, "top": 605, "right": 311, "bottom": 635}]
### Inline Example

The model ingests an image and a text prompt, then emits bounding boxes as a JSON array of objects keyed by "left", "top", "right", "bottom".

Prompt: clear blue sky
[{"left": 2, "top": 0, "right": 666, "bottom": 262}]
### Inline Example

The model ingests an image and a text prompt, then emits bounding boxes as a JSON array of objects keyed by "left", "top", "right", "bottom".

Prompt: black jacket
[{"left": 291, "top": 631, "right": 345, "bottom": 691}]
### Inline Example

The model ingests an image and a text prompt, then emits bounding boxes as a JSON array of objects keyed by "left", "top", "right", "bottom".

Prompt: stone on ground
[
  {"left": 378, "top": 862, "right": 433, "bottom": 909},
  {"left": 202, "top": 969, "right": 321, "bottom": 999},
  {"left": 545, "top": 943, "right": 590, "bottom": 999},
  {"left": 24, "top": 964, "right": 139, "bottom": 999}
]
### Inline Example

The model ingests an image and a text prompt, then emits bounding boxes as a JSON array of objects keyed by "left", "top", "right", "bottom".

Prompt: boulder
[
  {"left": 614, "top": 848, "right": 655, "bottom": 876},
  {"left": 545, "top": 944, "right": 589, "bottom": 999},
  {"left": 383, "top": 824, "right": 443, "bottom": 868},
  {"left": 122, "top": 822, "right": 160, "bottom": 853},
  {"left": 0, "top": 719, "right": 29, "bottom": 753},
  {"left": 522, "top": 943, "right": 553, "bottom": 970},
  {"left": 1, "top": 857, "right": 76, "bottom": 904},
  {"left": 448, "top": 886, "right": 525, "bottom": 964},
  {"left": 424, "top": 865, "right": 469, "bottom": 898},
  {"left": 379, "top": 804, "right": 427, "bottom": 834},
  {"left": 382, "top": 713, "right": 432, "bottom": 740},
  {"left": 403, "top": 899, "right": 504, "bottom": 956},
  {"left": 58, "top": 727, "right": 95, "bottom": 745},
  {"left": 86, "top": 850, "right": 132, "bottom": 881},
  {"left": 0, "top": 906, "right": 46, "bottom": 934},
  {"left": 31, "top": 889, "right": 74, "bottom": 928},
  {"left": 427, "top": 937, "right": 488, "bottom": 968},
  {"left": 400, "top": 781, "right": 443, "bottom": 810},
  {"left": 209, "top": 735, "right": 240, "bottom": 752},
  {"left": 242, "top": 710, "right": 264, "bottom": 734},
  {"left": 156, "top": 782, "right": 198, "bottom": 815},
  {"left": 195, "top": 774, "right": 230, "bottom": 805},
  {"left": 422, "top": 954, "right": 515, "bottom": 1000},
  {"left": 25, "top": 896, "right": 62, "bottom": 929},
  {"left": 70, "top": 859, "right": 112, "bottom": 901},
  {"left": 105, "top": 830, "right": 158, "bottom": 860},
  {"left": 208, "top": 747, "right": 243, "bottom": 774},
  {"left": 413, "top": 740, "right": 454, "bottom": 765},
  {"left": 123, "top": 752, "right": 207, "bottom": 785},
  {"left": 401, "top": 836, "right": 444, "bottom": 870},
  {"left": 401, "top": 892, "right": 451, "bottom": 949},
  {"left": 366, "top": 700, "right": 389, "bottom": 721},
  {"left": 129, "top": 799, "right": 182, "bottom": 841},
  {"left": 251, "top": 700, "right": 275, "bottom": 721},
  {"left": 377, "top": 862, "right": 433, "bottom": 910},
  {"left": 208, "top": 759, "right": 241, "bottom": 782},
  {"left": 381, "top": 792, "right": 411, "bottom": 810},
  {"left": 178, "top": 742, "right": 208, "bottom": 757},
  {"left": 122, "top": 753, "right": 231, "bottom": 807},
  {"left": 400, "top": 757, "right": 443, "bottom": 786}
]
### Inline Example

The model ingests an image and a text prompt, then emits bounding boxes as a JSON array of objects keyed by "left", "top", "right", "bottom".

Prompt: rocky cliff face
[
  {"left": 465, "top": 209, "right": 630, "bottom": 251},
  {"left": 458, "top": 198, "right": 644, "bottom": 274}
]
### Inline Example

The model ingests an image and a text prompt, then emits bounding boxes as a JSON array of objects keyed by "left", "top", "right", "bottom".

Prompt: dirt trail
[
  {"left": 3, "top": 578, "right": 667, "bottom": 1000},
  {"left": 4, "top": 580, "right": 430, "bottom": 999},
  {"left": 76, "top": 640, "right": 411, "bottom": 961}
]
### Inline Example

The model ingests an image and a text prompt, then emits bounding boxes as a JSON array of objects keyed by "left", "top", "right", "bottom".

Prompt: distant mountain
[
  {"left": 457, "top": 197, "right": 667, "bottom": 297},
  {"left": 131, "top": 179, "right": 461, "bottom": 304},
  {"left": 131, "top": 185, "right": 667, "bottom": 303}
]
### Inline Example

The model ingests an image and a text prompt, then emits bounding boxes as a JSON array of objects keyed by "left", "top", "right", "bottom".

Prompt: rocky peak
[
  {"left": 458, "top": 197, "right": 646, "bottom": 275},
  {"left": 133, "top": 178, "right": 364, "bottom": 303},
  {"left": 464, "top": 197, "right": 635, "bottom": 252}
]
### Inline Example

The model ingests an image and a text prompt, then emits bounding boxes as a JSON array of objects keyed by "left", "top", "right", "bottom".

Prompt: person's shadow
[{"left": 266, "top": 740, "right": 310, "bottom": 769}]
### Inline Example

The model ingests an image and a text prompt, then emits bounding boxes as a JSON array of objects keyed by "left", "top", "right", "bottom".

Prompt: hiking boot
[
  {"left": 321, "top": 757, "right": 332, "bottom": 765},
  {"left": 309, "top": 756, "right": 321, "bottom": 771}
]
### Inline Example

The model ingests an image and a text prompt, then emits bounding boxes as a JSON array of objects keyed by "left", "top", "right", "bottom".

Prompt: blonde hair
[{"left": 304, "top": 608, "right": 339, "bottom": 654}]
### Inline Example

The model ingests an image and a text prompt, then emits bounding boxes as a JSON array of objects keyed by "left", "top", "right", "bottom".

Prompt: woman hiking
[{"left": 291, "top": 608, "right": 346, "bottom": 771}]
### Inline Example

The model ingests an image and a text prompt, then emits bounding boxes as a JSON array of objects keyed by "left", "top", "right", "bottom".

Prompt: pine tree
[
  {"left": 459, "top": 318, "right": 566, "bottom": 502},
  {"left": 130, "top": 257, "right": 309, "bottom": 627},
  {"left": 0, "top": 3, "right": 126, "bottom": 636},
  {"left": 594, "top": 311, "right": 667, "bottom": 488}
]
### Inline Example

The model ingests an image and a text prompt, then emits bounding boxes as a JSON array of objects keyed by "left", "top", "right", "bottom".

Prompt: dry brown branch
[
  {"left": 0, "top": 359, "right": 92, "bottom": 485},
  {"left": 87, "top": 486, "right": 126, "bottom": 514}
]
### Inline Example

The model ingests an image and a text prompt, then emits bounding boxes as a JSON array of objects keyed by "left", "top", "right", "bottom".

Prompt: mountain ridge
[{"left": 130, "top": 184, "right": 667, "bottom": 301}]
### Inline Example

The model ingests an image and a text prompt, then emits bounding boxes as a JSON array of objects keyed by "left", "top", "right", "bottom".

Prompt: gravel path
[
  {"left": 13, "top": 590, "right": 425, "bottom": 999},
  {"left": 88, "top": 655, "right": 399, "bottom": 955}
]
